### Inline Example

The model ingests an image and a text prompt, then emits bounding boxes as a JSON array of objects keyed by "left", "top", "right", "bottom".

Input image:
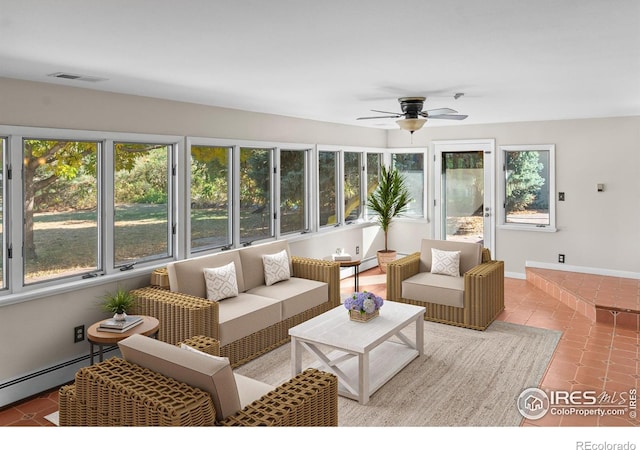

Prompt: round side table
[
  {"left": 337, "top": 259, "right": 362, "bottom": 292},
  {"left": 87, "top": 315, "right": 160, "bottom": 364}
]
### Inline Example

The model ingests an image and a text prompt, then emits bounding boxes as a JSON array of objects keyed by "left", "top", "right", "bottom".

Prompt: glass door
[{"left": 433, "top": 140, "right": 495, "bottom": 253}]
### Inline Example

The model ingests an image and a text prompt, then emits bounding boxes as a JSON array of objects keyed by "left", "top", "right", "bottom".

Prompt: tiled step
[{"left": 526, "top": 267, "right": 640, "bottom": 330}]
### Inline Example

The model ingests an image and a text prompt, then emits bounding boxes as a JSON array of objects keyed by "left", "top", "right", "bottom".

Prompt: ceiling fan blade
[
  {"left": 424, "top": 107, "right": 458, "bottom": 116},
  {"left": 371, "top": 109, "right": 403, "bottom": 116},
  {"left": 357, "top": 115, "right": 402, "bottom": 120},
  {"left": 427, "top": 114, "right": 468, "bottom": 120}
]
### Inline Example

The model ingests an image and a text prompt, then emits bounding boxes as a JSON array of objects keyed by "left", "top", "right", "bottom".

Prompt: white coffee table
[{"left": 289, "top": 300, "right": 425, "bottom": 404}]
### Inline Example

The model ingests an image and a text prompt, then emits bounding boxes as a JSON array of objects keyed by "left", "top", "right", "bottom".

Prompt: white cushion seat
[
  {"left": 402, "top": 271, "right": 465, "bottom": 308},
  {"left": 217, "top": 293, "right": 282, "bottom": 347},
  {"left": 247, "top": 277, "right": 328, "bottom": 320},
  {"left": 233, "top": 374, "right": 276, "bottom": 408}
]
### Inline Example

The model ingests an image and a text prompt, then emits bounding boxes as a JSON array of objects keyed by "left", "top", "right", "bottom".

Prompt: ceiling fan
[{"left": 357, "top": 96, "right": 468, "bottom": 134}]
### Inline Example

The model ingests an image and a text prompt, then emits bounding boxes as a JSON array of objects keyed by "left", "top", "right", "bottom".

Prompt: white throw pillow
[
  {"left": 263, "top": 249, "right": 290, "bottom": 286},
  {"left": 204, "top": 262, "right": 239, "bottom": 301},
  {"left": 431, "top": 248, "right": 461, "bottom": 277}
]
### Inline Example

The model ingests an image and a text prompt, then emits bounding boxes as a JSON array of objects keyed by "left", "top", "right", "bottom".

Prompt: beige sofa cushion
[
  {"left": 239, "top": 241, "right": 292, "bottom": 291},
  {"left": 419, "top": 239, "right": 482, "bottom": 276},
  {"left": 234, "top": 374, "right": 275, "bottom": 409},
  {"left": 218, "top": 293, "right": 282, "bottom": 346},
  {"left": 118, "top": 334, "right": 241, "bottom": 422},
  {"left": 402, "top": 272, "right": 465, "bottom": 308},
  {"left": 167, "top": 250, "right": 245, "bottom": 297},
  {"left": 247, "top": 277, "right": 328, "bottom": 320}
]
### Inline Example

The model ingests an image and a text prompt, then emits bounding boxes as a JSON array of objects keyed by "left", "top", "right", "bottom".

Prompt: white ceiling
[{"left": 1, "top": 0, "right": 639, "bottom": 129}]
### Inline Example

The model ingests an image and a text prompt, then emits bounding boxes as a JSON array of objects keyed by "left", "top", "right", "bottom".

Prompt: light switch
[{"left": 597, "top": 184, "right": 604, "bottom": 192}]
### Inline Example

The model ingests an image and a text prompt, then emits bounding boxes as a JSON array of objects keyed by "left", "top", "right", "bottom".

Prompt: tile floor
[{"left": 1, "top": 267, "right": 638, "bottom": 427}]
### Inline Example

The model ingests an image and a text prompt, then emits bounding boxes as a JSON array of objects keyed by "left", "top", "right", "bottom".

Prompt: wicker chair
[
  {"left": 58, "top": 336, "right": 338, "bottom": 426},
  {"left": 387, "top": 239, "right": 504, "bottom": 331}
]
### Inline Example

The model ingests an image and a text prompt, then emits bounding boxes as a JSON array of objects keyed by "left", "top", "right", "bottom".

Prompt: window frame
[
  {"left": 112, "top": 140, "right": 176, "bottom": 268},
  {"left": 498, "top": 144, "right": 557, "bottom": 232},
  {"left": 278, "top": 147, "right": 311, "bottom": 236},
  {"left": 187, "top": 142, "right": 233, "bottom": 254},
  {"left": 317, "top": 147, "right": 341, "bottom": 229},
  {"left": 390, "top": 148, "right": 428, "bottom": 220}
]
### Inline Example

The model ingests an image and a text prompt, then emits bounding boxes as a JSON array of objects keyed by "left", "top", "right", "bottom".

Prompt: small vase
[{"left": 113, "top": 312, "right": 127, "bottom": 322}]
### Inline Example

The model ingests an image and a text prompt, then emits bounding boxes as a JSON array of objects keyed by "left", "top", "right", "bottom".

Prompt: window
[
  {"left": 0, "top": 137, "right": 6, "bottom": 289},
  {"left": 500, "top": 144, "right": 555, "bottom": 230},
  {"left": 190, "top": 145, "right": 232, "bottom": 251},
  {"left": 318, "top": 151, "right": 338, "bottom": 227},
  {"left": 344, "top": 151, "right": 362, "bottom": 222},
  {"left": 240, "top": 147, "right": 273, "bottom": 244},
  {"left": 366, "top": 153, "right": 383, "bottom": 217},
  {"left": 392, "top": 152, "right": 425, "bottom": 217},
  {"left": 114, "top": 142, "right": 172, "bottom": 266},
  {"left": 23, "top": 138, "right": 100, "bottom": 284},
  {"left": 280, "top": 149, "right": 308, "bottom": 234}
]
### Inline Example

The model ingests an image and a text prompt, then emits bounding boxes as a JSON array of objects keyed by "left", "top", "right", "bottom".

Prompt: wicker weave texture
[
  {"left": 221, "top": 368, "right": 338, "bottom": 426},
  {"left": 387, "top": 251, "right": 505, "bottom": 331},
  {"left": 130, "top": 287, "right": 218, "bottom": 344},
  {"left": 59, "top": 357, "right": 216, "bottom": 426},
  {"left": 59, "top": 360, "right": 337, "bottom": 426}
]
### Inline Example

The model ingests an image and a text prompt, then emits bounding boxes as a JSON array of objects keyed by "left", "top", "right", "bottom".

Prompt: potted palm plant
[
  {"left": 101, "top": 288, "right": 136, "bottom": 321},
  {"left": 366, "top": 165, "right": 411, "bottom": 272}
]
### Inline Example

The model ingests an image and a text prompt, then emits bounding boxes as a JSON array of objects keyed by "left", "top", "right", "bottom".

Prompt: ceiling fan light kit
[
  {"left": 396, "top": 118, "right": 426, "bottom": 134},
  {"left": 357, "top": 96, "right": 468, "bottom": 136}
]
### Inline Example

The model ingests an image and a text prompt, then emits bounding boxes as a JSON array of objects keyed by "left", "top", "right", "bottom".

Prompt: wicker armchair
[
  {"left": 59, "top": 336, "right": 338, "bottom": 426},
  {"left": 387, "top": 239, "right": 504, "bottom": 331},
  {"left": 130, "top": 254, "right": 340, "bottom": 368}
]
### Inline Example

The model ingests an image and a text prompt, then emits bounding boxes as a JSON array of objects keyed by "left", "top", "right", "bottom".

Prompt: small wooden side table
[
  {"left": 87, "top": 315, "right": 160, "bottom": 364},
  {"left": 337, "top": 259, "right": 362, "bottom": 292}
]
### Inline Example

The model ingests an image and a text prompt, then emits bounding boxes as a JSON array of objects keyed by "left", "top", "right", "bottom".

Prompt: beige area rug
[{"left": 235, "top": 320, "right": 562, "bottom": 427}]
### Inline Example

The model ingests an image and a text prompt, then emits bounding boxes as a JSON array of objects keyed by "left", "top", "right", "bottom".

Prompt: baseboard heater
[{"left": 0, "top": 346, "right": 119, "bottom": 409}]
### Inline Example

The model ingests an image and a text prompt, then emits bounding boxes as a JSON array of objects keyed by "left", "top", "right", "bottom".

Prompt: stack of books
[{"left": 97, "top": 315, "right": 143, "bottom": 333}]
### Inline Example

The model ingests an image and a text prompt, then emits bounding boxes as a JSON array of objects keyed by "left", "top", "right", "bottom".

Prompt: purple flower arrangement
[{"left": 344, "top": 291, "right": 384, "bottom": 314}]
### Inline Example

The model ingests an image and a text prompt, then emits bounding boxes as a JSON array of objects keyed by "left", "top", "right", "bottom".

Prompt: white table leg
[
  {"left": 291, "top": 336, "right": 302, "bottom": 377},
  {"left": 359, "top": 351, "right": 370, "bottom": 404},
  {"left": 416, "top": 316, "right": 424, "bottom": 356}
]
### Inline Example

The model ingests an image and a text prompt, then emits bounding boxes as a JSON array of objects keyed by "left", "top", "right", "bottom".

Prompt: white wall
[
  {"left": 0, "top": 77, "right": 386, "bottom": 146},
  {"left": 387, "top": 116, "right": 640, "bottom": 277}
]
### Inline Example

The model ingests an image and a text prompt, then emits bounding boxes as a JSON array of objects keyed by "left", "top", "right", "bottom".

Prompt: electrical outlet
[
  {"left": 558, "top": 254, "right": 565, "bottom": 264},
  {"left": 74, "top": 325, "right": 85, "bottom": 343},
  {"left": 355, "top": 246, "right": 360, "bottom": 255}
]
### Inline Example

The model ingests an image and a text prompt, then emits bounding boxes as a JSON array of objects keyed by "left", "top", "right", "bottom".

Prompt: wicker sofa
[
  {"left": 130, "top": 240, "right": 340, "bottom": 367},
  {"left": 59, "top": 335, "right": 338, "bottom": 426},
  {"left": 387, "top": 239, "right": 504, "bottom": 331}
]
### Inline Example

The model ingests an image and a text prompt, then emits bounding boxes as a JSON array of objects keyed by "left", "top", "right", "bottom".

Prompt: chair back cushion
[
  {"left": 167, "top": 250, "right": 245, "bottom": 297},
  {"left": 118, "top": 334, "right": 241, "bottom": 421},
  {"left": 419, "top": 239, "right": 482, "bottom": 275}
]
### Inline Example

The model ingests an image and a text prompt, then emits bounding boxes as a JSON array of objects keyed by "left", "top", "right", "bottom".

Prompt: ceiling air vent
[{"left": 47, "top": 72, "right": 108, "bottom": 83}]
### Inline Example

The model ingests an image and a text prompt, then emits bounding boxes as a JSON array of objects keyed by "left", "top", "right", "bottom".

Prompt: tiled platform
[{"left": 527, "top": 267, "right": 640, "bottom": 330}]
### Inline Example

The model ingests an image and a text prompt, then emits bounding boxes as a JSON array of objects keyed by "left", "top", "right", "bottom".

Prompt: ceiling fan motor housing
[{"left": 399, "top": 97, "right": 426, "bottom": 118}]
